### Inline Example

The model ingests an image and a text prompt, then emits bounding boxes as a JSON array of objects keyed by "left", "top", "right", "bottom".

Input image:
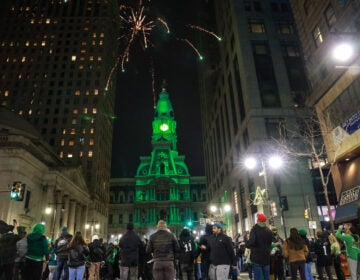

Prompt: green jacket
[
  {"left": 26, "top": 224, "right": 49, "bottom": 261},
  {"left": 336, "top": 228, "right": 360, "bottom": 260}
]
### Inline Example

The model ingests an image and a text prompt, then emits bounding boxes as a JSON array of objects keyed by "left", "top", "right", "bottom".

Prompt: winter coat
[
  {"left": 246, "top": 223, "right": 273, "bottom": 266},
  {"left": 146, "top": 229, "right": 180, "bottom": 262},
  {"left": 0, "top": 232, "right": 21, "bottom": 265},
  {"left": 54, "top": 232, "right": 73, "bottom": 260},
  {"left": 119, "top": 230, "right": 143, "bottom": 266},
  {"left": 208, "top": 232, "right": 236, "bottom": 266},
  {"left": 68, "top": 244, "right": 89, "bottom": 267},
  {"left": 89, "top": 240, "right": 106, "bottom": 262},
  {"left": 26, "top": 224, "right": 49, "bottom": 261},
  {"left": 282, "top": 240, "right": 308, "bottom": 263}
]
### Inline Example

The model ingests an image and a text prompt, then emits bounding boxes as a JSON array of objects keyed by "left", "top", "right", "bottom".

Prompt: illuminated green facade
[{"left": 109, "top": 88, "right": 207, "bottom": 237}]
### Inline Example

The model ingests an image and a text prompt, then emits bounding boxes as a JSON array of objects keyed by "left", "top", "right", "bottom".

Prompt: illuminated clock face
[{"left": 160, "top": 123, "right": 169, "bottom": 131}]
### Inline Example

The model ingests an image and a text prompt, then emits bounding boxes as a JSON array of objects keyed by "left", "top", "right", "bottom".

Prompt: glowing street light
[{"left": 332, "top": 42, "right": 354, "bottom": 62}]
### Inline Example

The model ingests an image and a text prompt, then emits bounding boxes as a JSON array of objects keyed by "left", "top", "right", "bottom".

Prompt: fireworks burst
[{"left": 105, "top": 0, "right": 221, "bottom": 98}]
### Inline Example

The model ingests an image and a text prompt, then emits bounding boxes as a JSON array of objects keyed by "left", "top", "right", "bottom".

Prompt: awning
[{"left": 334, "top": 201, "right": 360, "bottom": 224}]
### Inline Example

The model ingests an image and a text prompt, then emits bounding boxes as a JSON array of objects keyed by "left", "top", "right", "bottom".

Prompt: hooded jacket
[
  {"left": 246, "top": 222, "right": 273, "bottom": 265},
  {"left": 146, "top": 229, "right": 180, "bottom": 262},
  {"left": 208, "top": 231, "right": 236, "bottom": 266},
  {"left": 26, "top": 224, "right": 49, "bottom": 261},
  {"left": 119, "top": 229, "right": 143, "bottom": 266},
  {"left": 0, "top": 231, "right": 20, "bottom": 265}
]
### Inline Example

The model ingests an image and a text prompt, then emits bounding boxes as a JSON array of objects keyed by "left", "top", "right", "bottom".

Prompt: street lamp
[
  {"left": 45, "top": 203, "right": 65, "bottom": 240},
  {"left": 244, "top": 154, "right": 283, "bottom": 224},
  {"left": 209, "top": 203, "right": 232, "bottom": 233},
  {"left": 85, "top": 220, "right": 100, "bottom": 240}
]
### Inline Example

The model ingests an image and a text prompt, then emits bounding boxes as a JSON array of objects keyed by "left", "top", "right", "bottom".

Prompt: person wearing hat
[
  {"left": 146, "top": 220, "right": 180, "bottom": 280},
  {"left": 270, "top": 227, "right": 284, "bottom": 280},
  {"left": 119, "top": 222, "right": 144, "bottom": 280},
  {"left": 246, "top": 213, "right": 273, "bottom": 280},
  {"left": 54, "top": 226, "right": 73, "bottom": 280},
  {"left": 0, "top": 220, "right": 20, "bottom": 279},
  {"left": 178, "top": 227, "right": 196, "bottom": 280},
  {"left": 201, "top": 223, "right": 236, "bottom": 280},
  {"left": 24, "top": 223, "right": 49, "bottom": 280}
]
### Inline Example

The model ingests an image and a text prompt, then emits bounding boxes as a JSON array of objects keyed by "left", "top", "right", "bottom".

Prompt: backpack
[{"left": 56, "top": 236, "right": 69, "bottom": 255}]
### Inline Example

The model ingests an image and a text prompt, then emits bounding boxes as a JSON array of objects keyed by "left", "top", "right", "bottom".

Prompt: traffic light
[
  {"left": 304, "top": 209, "right": 309, "bottom": 219},
  {"left": 279, "top": 196, "right": 289, "bottom": 211},
  {"left": 10, "top": 182, "right": 25, "bottom": 201}
]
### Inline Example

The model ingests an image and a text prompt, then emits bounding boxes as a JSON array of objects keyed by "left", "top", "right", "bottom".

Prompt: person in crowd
[
  {"left": 201, "top": 223, "right": 236, "bottom": 280},
  {"left": 244, "top": 247, "right": 253, "bottom": 280},
  {"left": 88, "top": 235, "right": 106, "bottom": 280},
  {"left": 48, "top": 241, "right": 58, "bottom": 280},
  {"left": 178, "top": 227, "right": 196, "bottom": 280},
  {"left": 328, "top": 234, "right": 345, "bottom": 280},
  {"left": 13, "top": 226, "right": 27, "bottom": 280},
  {"left": 119, "top": 222, "right": 144, "bottom": 280},
  {"left": 314, "top": 231, "right": 333, "bottom": 280},
  {"left": 146, "top": 220, "right": 180, "bottom": 280},
  {"left": 67, "top": 231, "right": 89, "bottom": 280},
  {"left": 237, "top": 242, "right": 246, "bottom": 274},
  {"left": 270, "top": 227, "right": 284, "bottom": 280},
  {"left": 282, "top": 228, "right": 308, "bottom": 280},
  {"left": 298, "top": 229, "right": 314, "bottom": 280},
  {"left": 197, "top": 223, "right": 213, "bottom": 280},
  {"left": 24, "top": 223, "right": 49, "bottom": 280},
  {"left": 0, "top": 220, "right": 20, "bottom": 279},
  {"left": 336, "top": 224, "right": 360, "bottom": 280},
  {"left": 54, "top": 226, "right": 73, "bottom": 280},
  {"left": 246, "top": 213, "right": 273, "bottom": 280},
  {"left": 104, "top": 243, "right": 118, "bottom": 279}
]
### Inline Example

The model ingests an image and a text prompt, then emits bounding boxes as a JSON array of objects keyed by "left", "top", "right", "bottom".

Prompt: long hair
[
  {"left": 287, "top": 228, "right": 305, "bottom": 250},
  {"left": 68, "top": 231, "right": 86, "bottom": 249}
]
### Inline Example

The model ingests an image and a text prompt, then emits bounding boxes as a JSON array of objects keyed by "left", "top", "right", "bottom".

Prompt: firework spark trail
[
  {"left": 178, "top": 38, "right": 203, "bottom": 60},
  {"left": 157, "top": 17, "right": 170, "bottom": 33},
  {"left": 187, "top": 24, "right": 222, "bottom": 41},
  {"left": 151, "top": 62, "right": 156, "bottom": 108},
  {"left": 106, "top": 56, "right": 121, "bottom": 90}
]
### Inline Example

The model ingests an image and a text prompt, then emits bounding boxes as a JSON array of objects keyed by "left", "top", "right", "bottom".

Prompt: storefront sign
[
  {"left": 339, "top": 186, "right": 360, "bottom": 206},
  {"left": 341, "top": 111, "right": 360, "bottom": 135}
]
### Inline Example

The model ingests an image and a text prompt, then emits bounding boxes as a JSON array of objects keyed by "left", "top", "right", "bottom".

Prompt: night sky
[{"left": 111, "top": 0, "right": 210, "bottom": 177}]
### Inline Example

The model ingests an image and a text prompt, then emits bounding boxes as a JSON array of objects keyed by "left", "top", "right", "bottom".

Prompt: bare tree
[{"left": 276, "top": 109, "right": 341, "bottom": 232}]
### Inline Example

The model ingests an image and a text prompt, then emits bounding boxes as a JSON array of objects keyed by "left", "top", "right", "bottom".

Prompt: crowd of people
[{"left": 0, "top": 214, "right": 359, "bottom": 280}]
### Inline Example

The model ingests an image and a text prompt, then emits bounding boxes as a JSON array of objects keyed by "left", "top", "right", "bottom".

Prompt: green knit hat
[{"left": 298, "top": 229, "right": 307, "bottom": 236}]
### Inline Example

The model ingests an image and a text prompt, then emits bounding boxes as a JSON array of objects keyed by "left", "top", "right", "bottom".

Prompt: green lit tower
[{"left": 109, "top": 87, "right": 207, "bottom": 238}]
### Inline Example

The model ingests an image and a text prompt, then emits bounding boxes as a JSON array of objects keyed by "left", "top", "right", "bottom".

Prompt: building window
[
  {"left": 312, "top": 25, "right": 323, "bottom": 48},
  {"left": 118, "top": 214, "right": 123, "bottom": 224},
  {"left": 265, "top": 118, "right": 283, "bottom": 139},
  {"left": 249, "top": 19, "right": 266, "bottom": 33},
  {"left": 88, "top": 150, "right": 93, "bottom": 157},
  {"left": 277, "top": 21, "right": 294, "bottom": 34},
  {"left": 281, "top": 44, "right": 300, "bottom": 57},
  {"left": 324, "top": 4, "right": 336, "bottom": 28}
]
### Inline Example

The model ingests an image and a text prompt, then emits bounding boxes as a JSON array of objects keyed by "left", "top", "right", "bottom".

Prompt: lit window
[
  {"left": 75, "top": 90, "right": 80, "bottom": 96},
  {"left": 83, "top": 108, "right": 88, "bottom": 113},
  {"left": 30, "top": 19, "right": 35, "bottom": 24},
  {"left": 62, "top": 129, "right": 66, "bottom": 134},
  {"left": 94, "top": 89, "right": 99, "bottom": 95},
  {"left": 99, "top": 40, "right": 103, "bottom": 46},
  {"left": 61, "top": 139, "right": 65, "bottom": 146},
  {"left": 46, "top": 19, "right": 51, "bottom": 24},
  {"left": 28, "top": 109, "right": 32, "bottom": 115},
  {"left": 90, "top": 56, "right": 94, "bottom": 61},
  {"left": 92, "top": 108, "right": 97, "bottom": 114},
  {"left": 100, "top": 33, "right": 104, "bottom": 38},
  {"left": 73, "top": 109, "right": 78, "bottom": 114},
  {"left": 33, "top": 42, "right": 37, "bottom": 46},
  {"left": 81, "top": 49, "right": 86, "bottom": 54},
  {"left": 41, "top": 41, "right": 46, "bottom": 46},
  {"left": 249, "top": 19, "right": 266, "bottom": 33},
  {"left": 71, "top": 55, "right": 77, "bottom": 61},
  {"left": 79, "top": 151, "right": 83, "bottom": 157},
  {"left": 60, "top": 152, "right": 63, "bottom": 158},
  {"left": 5, "top": 90, "right": 9, "bottom": 96},
  {"left": 88, "top": 151, "right": 93, "bottom": 157},
  {"left": 312, "top": 25, "right": 323, "bottom": 48},
  {"left": 79, "top": 65, "right": 84, "bottom": 69},
  {"left": 89, "top": 139, "right": 94, "bottom": 146},
  {"left": 93, "top": 33, "right": 97, "bottom": 38},
  {"left": 85, "top": 90, "right": 90, "bottom": 96},
  {"left": 71, "top": 128, "right": 76, "bottom": 134},
  {"left": 25, "top": 41, "right": 30, "bottom": 46},
  {"left": 278, "top": 22, "right": 294, "bottom": 34},
  {"left": 69, "top": 140, "right": 75, "bottom": 146},
  {"left": 21, "top": 56, "right": 26, "bottom": 62},
  {"left": 98, "top": 56, "right": 102, "bottom": 61},
  {"left": 81, "top": 42, "right": 87, "bottom": 46},
  {"left": 67, "top": 153, "right": 73, "bottom": 158},
  {"left": 90, "top": 128, "right": 95, "bottom": 134},
  {"left": 72, "top": 118, "right": 77, "bottom": 124},
  {"left": 82, "top": 129, "right": 86, "bottom": 134}
]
